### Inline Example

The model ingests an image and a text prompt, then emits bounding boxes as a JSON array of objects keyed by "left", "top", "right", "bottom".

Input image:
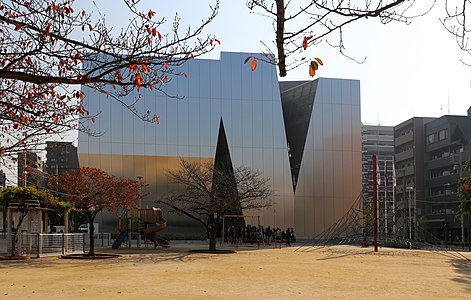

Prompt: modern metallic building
[{"left": 78, "top": 52, "right": 362, "bottom": 237}]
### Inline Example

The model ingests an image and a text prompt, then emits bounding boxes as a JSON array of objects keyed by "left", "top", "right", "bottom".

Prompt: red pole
[{"left": 373, "top": 154, "right": 378, "bottom": 252}]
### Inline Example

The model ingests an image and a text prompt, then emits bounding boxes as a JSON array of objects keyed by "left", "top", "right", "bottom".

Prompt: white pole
[{"left": 384, "top": 160, "right": 388, "bottom": 235}]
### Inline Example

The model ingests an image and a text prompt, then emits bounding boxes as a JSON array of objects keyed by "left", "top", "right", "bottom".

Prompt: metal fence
[
  {"left": 19, "top": 233, "right": 85, "bottom": 257},
  {"left": 83, "top": 233, "right": 112, "bottom": 248},
  {"left": 0, "top": 232, "right": 112, "bottom": 257}
]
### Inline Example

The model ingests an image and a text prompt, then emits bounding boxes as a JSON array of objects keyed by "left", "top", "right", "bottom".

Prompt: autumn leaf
[
  {"left": 314, "top": 57, "right": 324, "bottom": 65},
  {"left": 152, "top": 28, "right": 157, "bottom": 37},
  {"left": 309, "top": 63, "right": 316, "bottom": 77},
  {"left": 163, "top": 61, "right": 168, "bottom": 69},
  {"left": 311, "top": 60, "right": 319, "bottom": 70},
  {"left": 183, "top": 73, "right": 188, "bottom": 78},
  {"left": 91, "top": 117, "right": 96, "bottom": 123},
  {"left": 146, "top": 27, "right": 152, "bottom": 35},
  {"left": 135, "top": 73, "right": 142, "bottom": 91},
  {"left": 303, "top": 36, "right": 307, "bottom": 50},
  {"left": 251, "top": 58, "right": 257, "bottom": 71},
  {"left": 148, "top": 9, "right": 155, "bottom": 19},
  {"left": 15, "top": 23, "right": 26, "bottom": 31},
  {"left": 244, "top": 56, "right": 253, "bottom": 64},
  {"left": 214, "top": 38, "right": 221, "bottom": 45},
  {"left": 155, "top": 115, "right": 160, "bottom": 124},
  {"left": 157, "top": 31, "right": 162, "bottom": 41},
  {"left": 45, "top": 22, "right": 51, "bottom": 35}
]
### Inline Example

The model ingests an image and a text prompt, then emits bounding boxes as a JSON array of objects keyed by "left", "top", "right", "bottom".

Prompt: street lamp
[{"left": 406, "top": 186, "right": 414, "bottom": 249}]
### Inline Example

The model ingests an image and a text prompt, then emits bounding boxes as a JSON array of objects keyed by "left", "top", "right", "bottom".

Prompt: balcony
[
  {"left": 426, "top": 174, "right": 459, "bottom": 188},
  {"left": 395, "top": 131, "right": 413, "bottom": 146},
  {"left": 395, "top": 148, "right": 413, "bottom": 162},
  {"left": 426, "top": 156, "right": 452, "bottom": 169}
]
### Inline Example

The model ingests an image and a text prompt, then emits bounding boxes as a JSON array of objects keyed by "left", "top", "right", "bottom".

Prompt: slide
[
  {"left": 142, "top": 208, "right": 170, "bottom": 249},
  {"left": 112, "top": 230, "right": 128, "bottom": 249}
]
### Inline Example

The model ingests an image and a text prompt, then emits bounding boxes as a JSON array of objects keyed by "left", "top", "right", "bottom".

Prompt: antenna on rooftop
[{"left": 447, "top": 91, "right": 450, "bottom": 115}]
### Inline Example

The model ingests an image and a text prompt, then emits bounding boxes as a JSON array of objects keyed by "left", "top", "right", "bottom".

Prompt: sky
[{"left": 111, "top": 0, "right": 468, "bottom": 126}]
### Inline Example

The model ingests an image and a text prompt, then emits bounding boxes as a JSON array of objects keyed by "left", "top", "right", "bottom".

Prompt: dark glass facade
[{"left": 78, "top": 52, "right": 361, "bottom": 237}]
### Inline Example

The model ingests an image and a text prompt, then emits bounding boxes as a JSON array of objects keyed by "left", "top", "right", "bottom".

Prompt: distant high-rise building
[
  {"left": 17, "top": 151, "right": 43, "bottom": 187},
  {"left": 45, "top": 142, "right": 79, "bottom": 176},
  {"left": 361, "top": 125, "right": 394, "bottom": 233}
]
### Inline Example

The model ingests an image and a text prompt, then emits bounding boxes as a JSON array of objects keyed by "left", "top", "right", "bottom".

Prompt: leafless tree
[
  {"left": 157, "top": 159, "right": 272, "bottom": 251},
  {"left": 246, "top": 0, "right": 435, "bottom": 77}
]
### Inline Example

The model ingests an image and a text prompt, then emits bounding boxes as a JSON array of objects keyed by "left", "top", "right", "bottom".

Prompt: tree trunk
[
  {"left": 208, "top": 214, "right": 217, "bottom": 251},
  {"left": 88, "top": 212, "right": 95, "bottom": 256}
]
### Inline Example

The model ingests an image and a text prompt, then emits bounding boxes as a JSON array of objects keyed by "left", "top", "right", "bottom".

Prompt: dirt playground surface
[{"left": 1, "top": 243, "right": 470, "bottom": 299}]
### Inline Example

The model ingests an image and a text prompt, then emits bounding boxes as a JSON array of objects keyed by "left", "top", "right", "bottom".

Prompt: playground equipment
[{"left": 140, "top": 207, "right": 169, "bottom": 249}]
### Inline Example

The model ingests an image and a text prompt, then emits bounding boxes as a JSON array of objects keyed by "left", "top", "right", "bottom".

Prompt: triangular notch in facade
[{"left": 280, "top": 80, "right": 318, "bottom": 193}]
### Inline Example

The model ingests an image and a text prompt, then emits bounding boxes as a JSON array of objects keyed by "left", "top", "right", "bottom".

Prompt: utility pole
[
  {"left": 459, "top": 147, "right": 465, "bottom": 247},
  {"left": 407, "top": 186, "right": 413, "bottom": 250}
]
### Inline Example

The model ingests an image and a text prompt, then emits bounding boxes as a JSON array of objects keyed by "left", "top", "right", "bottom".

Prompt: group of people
[{"left": 224, "top": 224, "right": 295, "bottom": 246}]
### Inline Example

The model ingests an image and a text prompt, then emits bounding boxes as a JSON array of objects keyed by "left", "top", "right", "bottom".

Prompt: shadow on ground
[{"left": 449, "top": 259, "right": 471, "bottom": 292}]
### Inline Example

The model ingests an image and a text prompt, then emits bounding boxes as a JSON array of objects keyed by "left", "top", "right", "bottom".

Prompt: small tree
[
  {"left": 52, "top": 167, "right": 142, "bottom": 255},
  {"left": 158, "top": 159, "right": 272, "bottom": 251},
  {"left": 0, "top": 186, "right": 70, "bottom": 256}
]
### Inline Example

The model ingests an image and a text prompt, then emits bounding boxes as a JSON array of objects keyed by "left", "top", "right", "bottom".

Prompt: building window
[
  {"left": 426, "top": 133, "right": 436, "bottom": 145},
  {"left": 438, "top": 129, "right": 447, "bottom": 141}
]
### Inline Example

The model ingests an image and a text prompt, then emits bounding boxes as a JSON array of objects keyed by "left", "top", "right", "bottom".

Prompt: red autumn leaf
[
  {"left": 81, "top": 10, "right": 85, "bottom": 17},
  {"left": 91, "top": 117, "right": 96, "bottom": 123},
  {"left": 251, "top": 58, "right": 257, "bottom": 71},
  {"left": 45, "top": 22, "right": 51, "bottom": 35},
  {"left": 464, "top": 183, "right": 471, "bottom": 190},
  {"left": 157, "top": 31, "right": 162, "bottom": 41},
  {"left": 152, "top": 28, "right": 157, "bottom": 37},
  {"left": 106, "top": 92, "right": 109, "bottom": 99},
  {"left": 88, "top": 24, "right": 93, "bottom": 31},
  {"left": 15, "top": 23, "right": 26, "bottom": 31},
  {"left": 155, "top": 115, "right": 160, "bottom": 124},
  {"left": 142, "top": 64, "right": 150, "bottom": 74},
  {"left": 146, "top": 27, "right": 152, "bottom": 35},
  {"left": 244, "top": 56, "right": 253, "bottom": 64},
  {"left": 303, "top": 36, "right": 307, "bottom": 50},
  {"left": 163, "top": 61, "right": 168, "bottom": 69},
  {"left": 214, "top": 38, "right": 221, "bottom": 45},
  {"left": 183, "top": 73, "right": 188, "bottom": 78},
  {"left": 148, "top": 10, "right": 155, "bottom": 19},
  {"left": 13, "top": 123, "right": 18, "bottom": 129},
  {"left": 314, "top": 57, "right": 324, "bottom": 66},
  {"left": 164, "top": 75, "right": 168, "bottom": 81}
]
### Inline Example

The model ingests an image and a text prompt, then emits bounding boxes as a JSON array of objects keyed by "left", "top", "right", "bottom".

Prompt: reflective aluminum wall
[
  {"left": 78, "top": 53, "right": 361, "bottom": 237},
  {"left": 281, "top": 79, "right": 362, "bottom": 236},
  {"left": 78, "top": 52, "right": 294, "bottom": 233}
]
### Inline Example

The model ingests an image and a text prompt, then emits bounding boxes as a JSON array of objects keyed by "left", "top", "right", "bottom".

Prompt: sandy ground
[{"left": 0, "top": 242, "right": 470, "bottom": 299}]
